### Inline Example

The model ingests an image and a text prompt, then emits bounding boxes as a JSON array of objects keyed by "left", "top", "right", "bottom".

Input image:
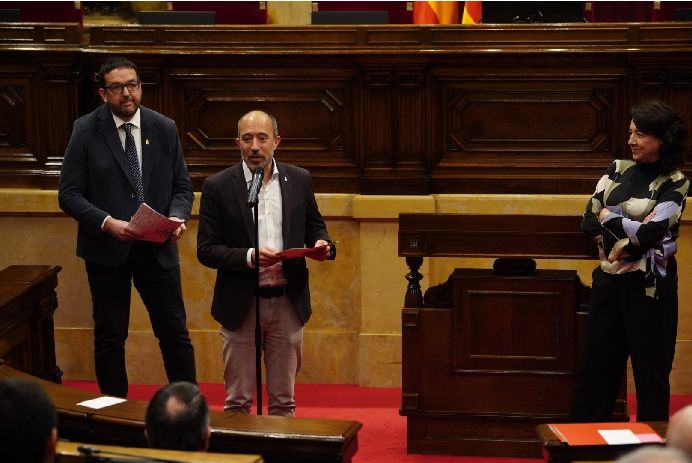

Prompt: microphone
[{"left": 247, "top": 167, "right": 263, "bottom": 208}]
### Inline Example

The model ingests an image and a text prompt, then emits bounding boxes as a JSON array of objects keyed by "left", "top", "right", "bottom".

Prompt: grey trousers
[{"left": 221, "top": 294, "right": 304, "bottom": 416}]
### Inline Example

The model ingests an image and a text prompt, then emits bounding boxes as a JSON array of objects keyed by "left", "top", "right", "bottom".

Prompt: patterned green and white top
[{"left": 582, "top": 159, "right": 689, "bottom": 297}]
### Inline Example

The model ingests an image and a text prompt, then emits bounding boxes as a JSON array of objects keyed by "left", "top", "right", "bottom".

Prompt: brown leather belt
[{"left": 256, "top": 285, "right": 290, "bottom": 298}]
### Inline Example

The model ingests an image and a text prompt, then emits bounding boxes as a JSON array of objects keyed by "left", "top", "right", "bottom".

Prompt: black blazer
[
  {"left": 197, "top": 161, "right": 332, "bottom": 330},
  {"left": 58, "top": 104, "right": 193, "bottom": 269}
]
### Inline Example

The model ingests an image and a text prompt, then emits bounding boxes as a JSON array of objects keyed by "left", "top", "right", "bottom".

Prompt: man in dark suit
[
  {"left": 197, "top": 110, "right": 335, "bottom": 416},
  {"left": 59, "top": 56, "right": 196, "bottom": 398}
]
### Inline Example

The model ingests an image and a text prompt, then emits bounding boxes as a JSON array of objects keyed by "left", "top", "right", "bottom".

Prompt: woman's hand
[
  {"left": 642, "top": 211, "right": 656, "bottom": 224},
  {"left": 598, "top": 208, "right": 610, "bottom": 222}
]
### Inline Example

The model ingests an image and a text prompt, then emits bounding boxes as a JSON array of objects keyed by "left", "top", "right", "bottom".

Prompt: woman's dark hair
[
  {"left": 631, "top": 100, "right": 688, "bottom": 173},
  {"left": 96, "top": 56, "right": 139, "bottom": 88}
]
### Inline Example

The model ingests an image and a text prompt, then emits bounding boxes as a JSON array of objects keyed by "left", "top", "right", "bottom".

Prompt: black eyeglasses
[{"left": 103, "top": 81, "right": 141, "bottom": 95}]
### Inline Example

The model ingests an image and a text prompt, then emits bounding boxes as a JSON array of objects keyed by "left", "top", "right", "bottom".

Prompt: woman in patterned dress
[{"left": 570, "top": 100, "right": 689, "bottom": 422}]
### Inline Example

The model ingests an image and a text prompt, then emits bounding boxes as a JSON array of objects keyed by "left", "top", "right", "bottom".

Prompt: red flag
[
  {"left": 462, "top": 1, "right": 482, "bottom": 24},
  {"left": 413, "top": 1, "right": 460, "bottom": 24}
]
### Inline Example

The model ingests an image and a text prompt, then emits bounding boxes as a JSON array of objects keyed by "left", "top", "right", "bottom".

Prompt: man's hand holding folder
[{"left": 125, "top": 203, "right": 186, "bottom": 242}]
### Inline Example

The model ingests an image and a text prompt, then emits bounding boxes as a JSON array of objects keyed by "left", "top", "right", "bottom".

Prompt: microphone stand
[
  {"left": 247, "top": 166, "right": 263, "bottom": 415},
  {"left": 252, "top": 198, "right": 262, "bottom": 415}
]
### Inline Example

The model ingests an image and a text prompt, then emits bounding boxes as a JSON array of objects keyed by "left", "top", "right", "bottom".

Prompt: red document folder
[{"left": 549, "top": 423, "right": 664, "bottom": 446}]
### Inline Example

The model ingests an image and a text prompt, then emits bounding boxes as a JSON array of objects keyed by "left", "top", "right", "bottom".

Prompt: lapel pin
[
  {"left": 284, "top": 176, "right": 287, "bottom": 182},
  {"left": 145, "top": 139, "right": 150, "bottom": 145}
]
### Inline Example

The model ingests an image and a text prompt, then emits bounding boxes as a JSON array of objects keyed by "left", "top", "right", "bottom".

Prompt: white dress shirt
[
  {"left": 243, "top": 160, "right": 288, "bottom": 287},
  {"left": 113, "top": 109, "right": 143, "bottom": 169}
]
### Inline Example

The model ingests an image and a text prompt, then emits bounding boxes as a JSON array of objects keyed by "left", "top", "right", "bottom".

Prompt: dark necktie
[{"left": 122, "top": 122, "right": 145, "bottom": 204}]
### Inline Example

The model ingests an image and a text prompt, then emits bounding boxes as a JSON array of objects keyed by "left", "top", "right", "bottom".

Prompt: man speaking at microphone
[{"left": 197, "top": 110, "right": 335, "bottom": 416}]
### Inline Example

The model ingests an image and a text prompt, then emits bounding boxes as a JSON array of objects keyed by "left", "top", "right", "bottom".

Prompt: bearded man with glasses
[{"left": 58, "top": 56, "right": 196, "bottom": 398}]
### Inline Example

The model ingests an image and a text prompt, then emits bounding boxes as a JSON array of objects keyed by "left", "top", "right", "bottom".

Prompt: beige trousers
[{"left": 220, "top": 294, "right": 303, "bottom": 416}]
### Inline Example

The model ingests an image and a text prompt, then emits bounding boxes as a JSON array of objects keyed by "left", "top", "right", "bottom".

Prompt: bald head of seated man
[
  {"left": 145, "top": 381, "right": 211, "bottom": 452},
  {"left": 667, "top": 405, "right": 692, "bottom": 458},
  {"left": 617, "top": 446, "right": 691, "bottom": 463}
]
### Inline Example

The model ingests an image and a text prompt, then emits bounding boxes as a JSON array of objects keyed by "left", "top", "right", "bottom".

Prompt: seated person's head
[
  {"left": 667, "top": 405, "right": 692, "bottom": 458},
  {"left": 145, "top": 381, "right": 210, "bottom": 451},
  {"left": 0, "top": 378, "right": 58, "bottom": 463},
  {"left": 616, "top": 446, "right": 691, "bottom": 463}
]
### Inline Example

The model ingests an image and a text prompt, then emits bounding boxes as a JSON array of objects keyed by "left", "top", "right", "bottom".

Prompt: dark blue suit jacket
[
  {"left": 58, "top": 104, "right": 193, "bottom": 269},
  {"left": 197, "top": 161, "right": 331, "bottom": 330}
]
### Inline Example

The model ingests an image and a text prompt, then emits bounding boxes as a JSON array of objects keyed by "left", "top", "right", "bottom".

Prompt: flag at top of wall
[
  {"left": 413, "top": 1, "right": 460, "bottom": 24},
  {"left": 462, "top": 1, "right": 482, "bottom": 24}
]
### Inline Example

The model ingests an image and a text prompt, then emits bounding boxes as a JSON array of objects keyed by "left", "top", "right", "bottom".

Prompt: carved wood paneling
[
  {"left": 1, "top": 23, "right": 692, "bottom": 193},
  {"left": 0, "top": 22, "right": 82, "bottom": 187},
  {"left": 87, "top": 23, "right": 692, "bottom": 53},
  {"left": 162, "top": 61, "right": 359, "bottom": 190},
  {"left": 0, "top": 77, "right": 40, "bottom": 186},
  {"left": 0, "top": 24, "right": 80, "bottom": 46},
  {"left": 0, "top": 83, "right": 28, "bottom": 148},
  {"left": 428, "top": 55, "right": 628, "bottom": 193},
  {"left": 453, "top": 276, "right": 576, "bottom": 374},
  {"left": 38, "top": 63, "right": 83, "bottom": 187}
]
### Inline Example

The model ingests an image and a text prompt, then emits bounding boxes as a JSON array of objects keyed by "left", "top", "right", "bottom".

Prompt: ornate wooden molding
[
  {"left": 1, "top": 23, "right": 691, "bottom": 193},
  {"left": 0, "top": 23, "right": 80, "bottom": 47},
  {"left": 87, "top": 23, "right": 692, "bottom": 53}
]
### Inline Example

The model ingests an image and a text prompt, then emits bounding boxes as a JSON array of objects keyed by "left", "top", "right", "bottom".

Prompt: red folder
[{"left": 549, "top": 422, "right": 664, "bottom": 446}]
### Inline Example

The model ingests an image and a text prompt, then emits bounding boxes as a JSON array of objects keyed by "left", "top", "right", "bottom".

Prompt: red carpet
[{"left": 63, "top": 380, "right": 692, "bottom": 463}]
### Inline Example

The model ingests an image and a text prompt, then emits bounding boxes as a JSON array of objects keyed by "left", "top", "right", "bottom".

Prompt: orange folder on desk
[{"left": 549, "top": 422, "right": 664, "bottom": 446}]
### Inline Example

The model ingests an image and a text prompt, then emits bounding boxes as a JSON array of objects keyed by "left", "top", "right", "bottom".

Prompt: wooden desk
[
  {"left": 1, "top": 366, "right": 361, "bottom": 463},
  {"left": 536, "top": 422, "right": 667, "bottom": 463},
  {"left": 0, "top": 265, "right": 62, "bottom": 382},
  {"left": 57, "top": 441, "right": 263, "bottom": 463}
]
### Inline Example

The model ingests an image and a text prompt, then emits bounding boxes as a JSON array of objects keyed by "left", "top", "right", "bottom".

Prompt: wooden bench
[{"left": 0, "top": 366, "right": 361, "bottom": 463}]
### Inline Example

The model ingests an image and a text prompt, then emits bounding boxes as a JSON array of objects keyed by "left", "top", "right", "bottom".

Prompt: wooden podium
[{"left": 398, "top": 214, "right": 627, "bottom": 458}]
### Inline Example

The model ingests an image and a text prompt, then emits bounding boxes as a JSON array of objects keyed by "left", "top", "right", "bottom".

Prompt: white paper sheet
[
  {"left": 76, "top": 396, "right": 127, "bottom": 409},
  {"left": 598, "top": 429, "right": 641, "bottom": 445}
]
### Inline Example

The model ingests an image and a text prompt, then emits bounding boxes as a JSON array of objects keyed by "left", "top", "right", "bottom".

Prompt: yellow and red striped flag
[
  {"left": 413, "top": 1, "right": 460, "bottom": 24},
  {"left": 462, "top": 1, "right": 482, "bottom": 24}
]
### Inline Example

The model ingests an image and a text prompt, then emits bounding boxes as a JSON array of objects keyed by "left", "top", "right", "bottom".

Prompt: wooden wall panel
[
  {"left": 161, "top": 60, "right": 359, "bottom": 190},
  {"left": 0, "top": 81, "right": 30, "bottom": 151},
  {"left": 359, "top": 59, "right": 429, "bottom": 194},
  {"left": 429, "top": 56, "right": 628, "bottom": 193},
  {"left": 39, "top": 63, "right": 83, "bottom": 188},
  {"left": 0, "top": 23, "right": 81, "bottom": 188},
  {"left": 0, "top": 74, "right": 39, "bottom": 186},
  {"left": 1, "top": 23, "right": 691, "bottom": 194}
]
